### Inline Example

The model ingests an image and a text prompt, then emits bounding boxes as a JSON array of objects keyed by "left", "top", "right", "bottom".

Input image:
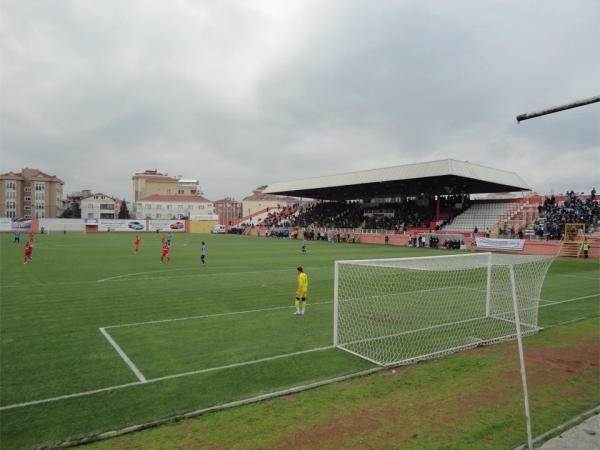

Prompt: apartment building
[
  {"left": 135, "top": 194, "right": 214, "bottom": 220},
  {"left": 0, "top": 168, "right": 64, "bottom": 218}
]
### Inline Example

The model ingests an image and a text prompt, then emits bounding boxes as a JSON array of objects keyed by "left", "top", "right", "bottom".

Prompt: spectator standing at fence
[{"left": 384, "top": 235, "right": 389, "bottom": 245}]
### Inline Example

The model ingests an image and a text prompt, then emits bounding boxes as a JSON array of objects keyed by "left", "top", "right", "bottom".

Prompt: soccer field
[{"left": 0, "top": 233, "right": 598, "bottom": 449}]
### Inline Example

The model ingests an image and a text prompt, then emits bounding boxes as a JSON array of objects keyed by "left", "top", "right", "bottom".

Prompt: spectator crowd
[{"left": 538, "top": 189, "right": 598, "bottom": 239}]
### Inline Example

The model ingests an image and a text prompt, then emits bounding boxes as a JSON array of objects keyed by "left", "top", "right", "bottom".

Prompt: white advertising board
[
  {"left": 475, "top": 237, "right": 525, "bottom": 251},
  {"left": 99, "top": 219, "right": 146, "bottom": 232},
  {"left": 148, "top": 220, "right": 186, "bottom": 232},
  {"left": 0, "top": 218, "right": 32, "bottom": 231}
]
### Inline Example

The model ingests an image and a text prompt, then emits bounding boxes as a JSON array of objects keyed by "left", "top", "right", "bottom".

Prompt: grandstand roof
[{"left": 263, "top": 159, "right": 530, "bottom": 200}]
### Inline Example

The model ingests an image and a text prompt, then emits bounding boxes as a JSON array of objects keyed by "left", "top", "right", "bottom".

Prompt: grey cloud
[{"left": 1, "top": 0, "right": 598, "bottom": 201}]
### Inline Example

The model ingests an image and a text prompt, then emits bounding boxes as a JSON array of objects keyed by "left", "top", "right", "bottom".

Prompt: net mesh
[{"left": 335, "top": 253, "right": 553, "bottom": 366}]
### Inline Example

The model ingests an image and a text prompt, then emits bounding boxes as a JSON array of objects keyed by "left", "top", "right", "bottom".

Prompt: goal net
[{"left": 334, "top": 253, "right": 554, "bottom": 366}]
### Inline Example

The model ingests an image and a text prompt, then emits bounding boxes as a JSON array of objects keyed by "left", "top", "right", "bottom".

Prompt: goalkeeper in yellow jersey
[{"left": 294, "top": 266, "right": 308, "bottom": 315}]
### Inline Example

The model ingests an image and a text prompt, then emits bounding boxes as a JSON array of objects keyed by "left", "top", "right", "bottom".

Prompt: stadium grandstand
[{"left": 261, "top": 159, "right": 532, "bottom": 234}]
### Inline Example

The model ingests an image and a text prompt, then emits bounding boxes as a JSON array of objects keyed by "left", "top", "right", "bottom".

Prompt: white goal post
[{"left": 333, "top": 252, "right": 553, "bottom": 449}]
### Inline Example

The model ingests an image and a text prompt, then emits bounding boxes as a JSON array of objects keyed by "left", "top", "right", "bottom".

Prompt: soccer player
[
  {"left": 23, "top": 240, "right": 32, "bottom": 264},
  {"left": 14, "top": 230, "right": 20, "bottom": 243},
  {"left": 200, "top": 241, "right": 207, "bottom": 265},
  {"left": 134, "top": 235, "right": 140, "bottom": 254},
  {"left": 294, "top": 266, "right": 308, "bottom": 315},
  {"left": 28, "top": 229, "right": 34, "bottom": 242},
  {"left": 167, "top": 232, "right": 173, "bottom": 246},
  {"left": 160, "top": 242, "right": 171, "bottom": 263},
  {"left": 301, "top": 238, "right": 307, "bottom": 255}
]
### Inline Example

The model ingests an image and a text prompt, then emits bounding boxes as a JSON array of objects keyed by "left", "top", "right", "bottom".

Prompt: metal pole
[
  {"left": 485, "top": 252, "right": 492, "bottom": 316},
  {"left": 510, "top": 265, "right": 533, "bottom": 450},
  {"left": 516, "top": 95, "right": 599, "bottom": 122},
  {"left": 333, "top": 261, "right": 340, "bottom": 347}
]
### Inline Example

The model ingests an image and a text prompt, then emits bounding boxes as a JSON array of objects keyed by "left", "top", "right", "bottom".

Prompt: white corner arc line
[{"left": 99, "top": 328, "right": 147, "bottom": 383}]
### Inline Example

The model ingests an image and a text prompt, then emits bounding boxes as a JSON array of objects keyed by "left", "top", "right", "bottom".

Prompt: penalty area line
[
  {"left": 103, "top": 300, "right": 333, "bottom": 329},
  {"left": 0, "top": 346, "right": 333, "bottom": 411},
  {"left": 99, "top": 328, "right": 147, "bottom": 383}
]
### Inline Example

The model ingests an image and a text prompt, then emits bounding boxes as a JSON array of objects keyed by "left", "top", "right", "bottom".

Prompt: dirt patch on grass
[{"left": 273, "top": 337, "right": 600, "bottom": 450}]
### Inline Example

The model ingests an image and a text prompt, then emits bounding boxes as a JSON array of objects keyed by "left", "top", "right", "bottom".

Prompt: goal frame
[{"left": 333, "top": 252, "right": 552, "bottom": 450}]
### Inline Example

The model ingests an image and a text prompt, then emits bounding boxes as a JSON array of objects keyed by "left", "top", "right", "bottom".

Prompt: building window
[
  {"left": 156, "top": 204, "right": 162, "bottom": 210},
  {"left": 166, "top": 204, "right": 172, "bottom": 210},
  {"left": 145, "top": 204, "right": 151, "bottom": 209},
  {"left": 178, "top": 189, "right": 184, "bottom": 195},
  {"left": 178, "top": 205, "right": 183, "bottom": 210},
  {"left": 156, "top": 213, "right": 161, "bottom": 218},
  {"left": 24, "top": 187, "right": 31, "bottom": 193}
]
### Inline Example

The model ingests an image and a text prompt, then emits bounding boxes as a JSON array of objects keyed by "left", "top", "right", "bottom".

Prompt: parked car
[
  {"left": 211, "top": 224, "right": 226, "bottom": 234},
  {"left": 128, "top": 221, "right": 145, "bottom": 230},
  {"left": 170, "top": 221, "right": 185, "bottom": 230}
]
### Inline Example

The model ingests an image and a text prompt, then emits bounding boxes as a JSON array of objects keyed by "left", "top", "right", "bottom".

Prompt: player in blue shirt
[{"left": 201, "top": 241, "right": 207, "bottom": 265}]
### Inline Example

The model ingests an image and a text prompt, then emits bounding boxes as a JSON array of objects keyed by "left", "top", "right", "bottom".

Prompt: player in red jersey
[
  {"left": 24, "top": 241, "right": 33, "bottom": 264},
  {"left": 160, "top": 242, "right": 171, "bottom": 263},
  {"left": 28, "top": 230, "right": 34, "bottom": 242},
  {"left": 134, "top": 235, "right": 140, "bottom": 254}
]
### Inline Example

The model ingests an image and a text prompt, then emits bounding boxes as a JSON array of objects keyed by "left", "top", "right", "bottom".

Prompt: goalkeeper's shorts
[{"left": 296, "top": 289, "right": 307, "bottom": 298}]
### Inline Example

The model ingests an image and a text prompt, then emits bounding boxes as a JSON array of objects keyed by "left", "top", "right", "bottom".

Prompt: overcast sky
[{"left": 1, "top": 0, "right": 598, "bottom": 201}]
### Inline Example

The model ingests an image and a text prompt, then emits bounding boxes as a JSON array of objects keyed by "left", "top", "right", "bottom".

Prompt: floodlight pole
[
  {"left": 509, "top": 265, "right": 533, "bottom": 450},
  {"left": 516, "top": 95, "right": 600, "bottom": 122}
]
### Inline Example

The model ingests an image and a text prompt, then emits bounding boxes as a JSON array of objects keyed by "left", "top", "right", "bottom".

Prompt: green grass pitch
[{"left": 0, "top": 233, "right": 598, "bottom": 449}]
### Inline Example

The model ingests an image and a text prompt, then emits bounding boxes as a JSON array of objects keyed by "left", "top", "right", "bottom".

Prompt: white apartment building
[
  {"left": 81, "top": 193, "right": 117, "bottom": 219},
  {"left": 135, "top": 195, "right": 214, "bottom": 220}
]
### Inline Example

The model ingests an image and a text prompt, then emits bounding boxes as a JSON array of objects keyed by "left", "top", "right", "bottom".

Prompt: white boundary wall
[{"left": 39, "top": 218, "right": 85, "bottom": 232}]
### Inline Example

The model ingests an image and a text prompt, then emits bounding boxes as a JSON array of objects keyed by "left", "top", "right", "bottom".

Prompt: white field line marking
[
  {"left": 539, "top": 299, "right": 557, "bottom": 304},
  {"left": 538, "top": 293, "right": 600, "bottom": 308},
  {"left": 104, "top": 300, "right": 333, "bottom": 329},
  {"left": 0, "top": 346, "right": 332, "bottom": 411},
  {"left": 1, "top": 292, "right": 597, "bottom": 412},
  {"left": 99, "top": 328, "right": 147, "bottom": 383},
  {"left": 149, "top": 346, "right": 333, "bottom": 383},
  {"left": 97, "top": 267, "right": 294, "bottom": 283},
  {"left": 555, "top": 273, "right": 600, "bottom": 281},
  {"left": 104, "top": 286, "right": 467, "bottom": 330},
  {"left": 97, "top": 268, "right": 193, "bottom": 282},
  {"left": 0, "top": 266, "right": 327, "bottom": 289}
]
